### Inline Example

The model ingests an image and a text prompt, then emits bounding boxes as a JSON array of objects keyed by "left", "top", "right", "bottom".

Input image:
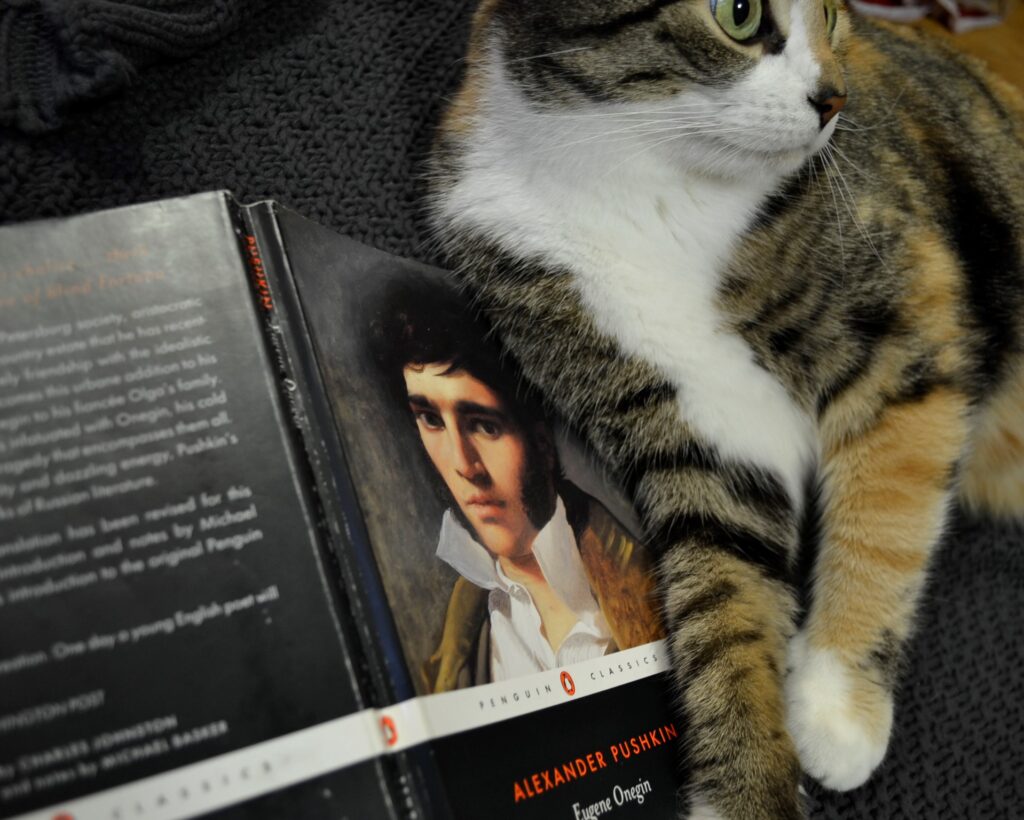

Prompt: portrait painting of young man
[{"left": 373, "top": 281, "right": 664, "bottom": 693}]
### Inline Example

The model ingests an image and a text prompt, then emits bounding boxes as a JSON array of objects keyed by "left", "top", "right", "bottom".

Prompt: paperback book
[{"left": 0, "top": 193, "right": 683, "bottom": 820}]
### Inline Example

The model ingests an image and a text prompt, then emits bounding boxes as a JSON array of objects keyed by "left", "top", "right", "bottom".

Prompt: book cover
[
  {"left": 0, "top": 193, "right": 686, "bottom": 820},
  {"left": 272, "top": 206, "right": 684, "bottom": 819}
]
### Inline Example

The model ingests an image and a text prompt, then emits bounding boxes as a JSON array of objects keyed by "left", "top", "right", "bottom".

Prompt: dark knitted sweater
[{"left": 0, "top": 0, "right": 243, "bottom": 133}]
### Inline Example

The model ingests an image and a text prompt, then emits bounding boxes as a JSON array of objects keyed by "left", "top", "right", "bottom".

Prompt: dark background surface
[{"left": 1, "top": 1, "right": 1021, "bottom": 817}]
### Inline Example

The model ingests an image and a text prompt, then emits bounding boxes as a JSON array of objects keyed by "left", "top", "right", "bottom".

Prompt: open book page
[{"left": 0, "top": 195, "right": 396, "bottom": 820}]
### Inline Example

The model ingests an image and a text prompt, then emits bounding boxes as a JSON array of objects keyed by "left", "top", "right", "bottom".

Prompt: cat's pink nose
[{"left": 809, "top": 91, "right": 847, "bottom": 128}]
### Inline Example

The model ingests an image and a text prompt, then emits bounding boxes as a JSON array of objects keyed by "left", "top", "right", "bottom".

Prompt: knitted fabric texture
[
  {"left": 0, "top": 0, "right": 243, "bottom": 133},
  {"left": 0, "top": 1, "right": 1021, "bottom": 816}
]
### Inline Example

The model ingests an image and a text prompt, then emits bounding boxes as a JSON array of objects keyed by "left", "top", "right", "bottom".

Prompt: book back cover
[{"left": 0, "top": 195, "right": 398, "bottom": 820}]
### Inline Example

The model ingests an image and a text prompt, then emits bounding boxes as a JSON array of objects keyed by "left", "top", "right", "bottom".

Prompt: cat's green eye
[
  {"left": 710, "top": 0, "right": 763, "bottom": 42},
  {"left": 823, "top": 0, "right": 838, "bottom": 36}
]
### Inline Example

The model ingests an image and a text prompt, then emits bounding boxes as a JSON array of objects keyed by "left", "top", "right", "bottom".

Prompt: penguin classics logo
[
  {"left": 560, "top": 671, "right": 576, "bottom": 696},
  {"left": 381, "top": 715, "right": 398, "bottom": 747}
]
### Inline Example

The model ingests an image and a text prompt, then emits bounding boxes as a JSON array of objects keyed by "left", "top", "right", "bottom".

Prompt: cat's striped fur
[{"left": 428, "top": 1, "right": 1024, "bottom": 817}]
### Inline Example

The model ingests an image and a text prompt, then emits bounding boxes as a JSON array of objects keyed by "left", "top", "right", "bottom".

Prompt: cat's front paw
[{"left": 785, "top": 632, "right": 893, "bottom": 791}]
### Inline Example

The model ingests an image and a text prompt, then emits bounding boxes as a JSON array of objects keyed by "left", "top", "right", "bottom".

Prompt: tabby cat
[{"left": 427, "top": 0, "right": 1024, "bottom": 817}]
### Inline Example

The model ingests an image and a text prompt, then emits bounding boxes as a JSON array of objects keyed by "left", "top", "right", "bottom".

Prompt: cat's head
[{"left": 451, "top": 0, "right": 850, "bottom": 179}]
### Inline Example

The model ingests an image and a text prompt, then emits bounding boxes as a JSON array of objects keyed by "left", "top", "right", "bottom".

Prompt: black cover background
[
  {"left": 0, "top": 1, "right": 1021, "bottom": 817},
  {"left": 430, "top": 676, "right": 682, "bottom": 820}
]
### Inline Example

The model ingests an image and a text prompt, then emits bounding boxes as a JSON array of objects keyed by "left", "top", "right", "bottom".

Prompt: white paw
[
  {"left": 684, "top": 793, "right": 724, "bottom": 820},
  {"left": 785, "top": 632, "right": 893, "bottom": 791}
]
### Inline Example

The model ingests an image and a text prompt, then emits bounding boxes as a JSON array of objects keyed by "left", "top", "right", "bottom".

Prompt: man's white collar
[{"left": 435, "top": 495, "right": 603, "bottom": 628}]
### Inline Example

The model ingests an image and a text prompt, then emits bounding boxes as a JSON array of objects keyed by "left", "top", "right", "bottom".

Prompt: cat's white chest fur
[
  {"left": 443, "top": 66, "right": 817, "bottom": 504},
  {"left": 565, "top": 179, "right": 816, "bottom": 503}
]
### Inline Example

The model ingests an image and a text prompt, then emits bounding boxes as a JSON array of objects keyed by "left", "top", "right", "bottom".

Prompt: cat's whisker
[
  {"left": 572, "top": 116, "right": 728, "bottom": 135},
  {"left": 883, "top": 82, "right": 911, "bottom": 117},
  {"left": 506, "top": 46, "right": 596, "bottom": 63},
  {"left": 621, "top": 120, "right": 739, "bottom": 137},
  {"left": 805, "top": 154, "right": 821, "bottom": 189},
  {"left": 834, "top": 113, "right": 859, "bottom": 130},
  {"left": 828, "top": 152, "right": 892, "bottom": 274},
  {"left": 541, "top": 122, "right": 717, "bottom": 154},
  {"left": 540, "top": 112, "right": 721, "bottom": 127},
  {"left": 700, "top": 138, "right": 749, "bottom": 177},
  {"left": 828, "top": 142, "right": 871, "bottom": 180},
  {"left": 820, "top": 145, "right": 847, "bottom": 276},
  {"left": 839, "top": 83, "right": 907, "bottom": 135},
  {"left": 598, "top": 128, "right": 708, "bottom": 179},
  {"left": 544, "top": 122, "right": 746, "bottom": 155},
  {"left": 837, "top": 118, "right": 888, "bottom": 134},
  {"left": 824, "top": 147, "right": 890, "bottom": 276},
  {"left": 539, "top": 103, "right": 723, "bottom": 121}
]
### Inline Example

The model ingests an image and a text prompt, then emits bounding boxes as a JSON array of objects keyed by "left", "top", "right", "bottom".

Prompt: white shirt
[{"left": 435, "top": 496, "right": 613, "bottom": 681}]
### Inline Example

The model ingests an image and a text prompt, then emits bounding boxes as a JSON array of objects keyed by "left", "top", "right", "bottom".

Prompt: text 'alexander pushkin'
[{"left": 512, "top": 722, "right": 677, "bottom": 803}]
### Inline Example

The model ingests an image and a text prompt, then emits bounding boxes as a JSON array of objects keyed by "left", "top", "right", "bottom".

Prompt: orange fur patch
[
  {"left": 812, "top": 387, "right": 968, "bottom": 657},
  {"left": 903, "top": 232, "right": 968, "bottom": 373},
  {"left": 841, "top": 31, "right": 890, "bottom": 82},
  {"left": 819, "top": 341, "right": 912, "bottom": 443},
  {"left": 440, "top": 0, "right": 502, "bottom": 135}
]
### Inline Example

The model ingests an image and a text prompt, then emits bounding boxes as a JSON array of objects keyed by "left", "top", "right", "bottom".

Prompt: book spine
[
  {"left": 232, "top": 200, "right": 447, "bottom": 820},
  {"left": 234, "top": 201, "right": 406, "bottom": 700}
]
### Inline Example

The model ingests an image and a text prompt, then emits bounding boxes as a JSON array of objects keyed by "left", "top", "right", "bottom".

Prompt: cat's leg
[
  {"left": 567, "top": 424, "right": 807, "bottom": 818},
  {"left": 786, "top": 386, "right": 969, "bottom": 791},
  {"left": 659, "top": 537, "right": 801, "bottom": 820},
  {"left": 453, "top": 263, "right": 806, "bottom": 818},
  {"left": 620, "top": 429, "right": 805, "bottom": 818}
]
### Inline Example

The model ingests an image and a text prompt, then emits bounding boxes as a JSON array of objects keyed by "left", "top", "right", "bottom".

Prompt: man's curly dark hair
[
  {"left": 370, "top": 276, "right": 557, "bottom": 531},
  {"left": 370, "top": 277, "right": 547, "bottom": 433}
]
